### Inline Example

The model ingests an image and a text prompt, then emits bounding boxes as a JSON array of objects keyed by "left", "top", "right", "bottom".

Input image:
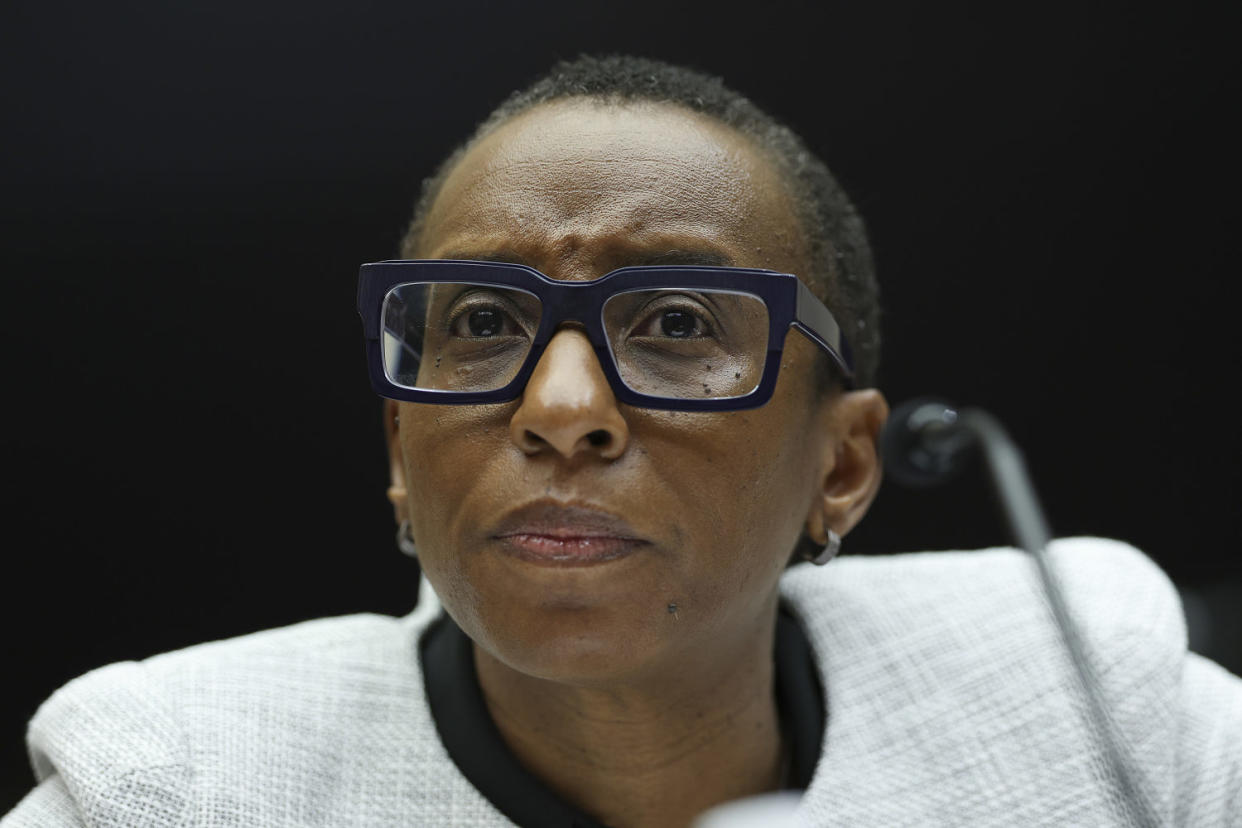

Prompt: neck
[{"left": 472, "top": 610, "right": 784, "bottom": 828}]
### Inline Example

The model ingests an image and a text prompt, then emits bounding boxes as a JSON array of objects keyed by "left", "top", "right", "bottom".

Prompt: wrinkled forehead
[{"left": 419, "top": 100, "right": 807, "bottom": 275}]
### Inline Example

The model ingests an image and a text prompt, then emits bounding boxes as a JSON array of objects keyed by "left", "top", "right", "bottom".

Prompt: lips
[{"left": 491, "top": 501, "right": 650, "bottom": 565}]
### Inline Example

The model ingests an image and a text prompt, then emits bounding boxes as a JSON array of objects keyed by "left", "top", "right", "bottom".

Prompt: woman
[{"left": 5, "top": 56, "right": 1239, "bottom": 828}]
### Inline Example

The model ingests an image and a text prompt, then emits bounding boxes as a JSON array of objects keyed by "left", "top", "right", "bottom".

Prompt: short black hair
[{"left": 401, "top": 54, "right": 880, "bottom": 388}]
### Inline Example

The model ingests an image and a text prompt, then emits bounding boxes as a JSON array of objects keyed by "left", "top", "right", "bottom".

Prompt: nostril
[
  {"left": 524, "top": 430, "right": 547, "bottom": 447},
  {"left": 586, "top": 429, "right": 611, "bottom": 448}
]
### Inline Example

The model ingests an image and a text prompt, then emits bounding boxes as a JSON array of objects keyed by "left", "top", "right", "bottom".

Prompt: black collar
[{"left": 420, "top": 607, "right": 825, "bottom": 828}]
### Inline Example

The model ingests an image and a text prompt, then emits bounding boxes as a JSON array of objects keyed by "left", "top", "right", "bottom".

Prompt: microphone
[
  {"left": 880, "top": 398, "right": 1050, "bottom": 553},
  {"left": 881, "top": 398, "right": 1160, "bottom": 828},
  {"left": 878, "top": 398, "right": 974, "bottom": 488}
]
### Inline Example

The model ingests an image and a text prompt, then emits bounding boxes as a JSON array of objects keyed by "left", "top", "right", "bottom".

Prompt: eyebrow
[
  {"left": 436, "top": 249, "right": 735, "bottom": 270},
  {"left": 622, "top": 249, "right": 734, "bottom": 268},
  {"left": 438, "top": 250, "right": 533, "bottom": 266}
]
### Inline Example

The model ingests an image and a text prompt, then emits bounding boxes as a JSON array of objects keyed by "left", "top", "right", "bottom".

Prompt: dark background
[{"left": 2, "top": 0, "right": 1238, "bottom": 812}]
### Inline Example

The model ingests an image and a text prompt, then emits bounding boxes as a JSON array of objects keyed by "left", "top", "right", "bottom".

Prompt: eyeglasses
[{"left": 356, "top": 259, "right": 854, "bottom": 411}]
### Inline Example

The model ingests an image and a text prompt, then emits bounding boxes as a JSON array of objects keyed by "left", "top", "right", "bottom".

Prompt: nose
[{"left": 509, "top": 328, "right": 630, "bottom": 461}]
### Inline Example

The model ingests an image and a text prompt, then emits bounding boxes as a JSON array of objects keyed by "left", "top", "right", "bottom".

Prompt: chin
[{"left": 477, "top": 600, "right": 676, "bottom": 686}]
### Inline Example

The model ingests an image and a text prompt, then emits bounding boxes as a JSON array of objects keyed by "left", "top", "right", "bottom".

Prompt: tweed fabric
[{"left": 4, "top": 538, "right": 1239, "bottom": 827}]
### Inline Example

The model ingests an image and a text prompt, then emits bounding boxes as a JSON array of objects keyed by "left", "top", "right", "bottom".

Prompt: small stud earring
[
  {"left": 805, "top": 529, "right": 841, "bottom": 566},
  {"left": 396, "top": 520, "right": 418, "bottom": 559}
]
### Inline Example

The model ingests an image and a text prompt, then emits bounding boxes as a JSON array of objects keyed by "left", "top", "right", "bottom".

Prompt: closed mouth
[{"left": 492, "top": 502, "right": 650, "bottom": 565}]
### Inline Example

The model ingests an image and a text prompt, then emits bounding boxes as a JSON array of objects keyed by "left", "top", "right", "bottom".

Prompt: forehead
[{"left": 419, "top": 100, "right": 807, "bottom": 276}]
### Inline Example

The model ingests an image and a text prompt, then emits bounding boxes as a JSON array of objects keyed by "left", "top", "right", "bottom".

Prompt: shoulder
[
  {"left": 781, "top": 536, "right": 1187, "bottom": 711},
  {"left": 33, "top": 611, "right": 421, "bottom": 727},
  {"left": 781, "top": 538, "right": 1242, "bottom": 824},
  {"left": 140, "top": 611, "right": 421, "bottom": 687},
  {"left": 786, "top": 534, "right": 1172, "bottom": 599},
  {"left": 783, "top": 535, "right": 1184, "bottom": 666},
  {"left": 21, "top": 608, "right": 445, "bottom": 827}
]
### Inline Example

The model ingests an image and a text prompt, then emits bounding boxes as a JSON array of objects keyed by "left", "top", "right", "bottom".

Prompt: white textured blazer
[{"left": 4, "top": 538, "right": 1240, "bottom": 827}]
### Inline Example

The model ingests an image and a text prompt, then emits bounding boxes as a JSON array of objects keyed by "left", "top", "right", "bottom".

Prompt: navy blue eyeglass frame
[{"left": 357, "top": 259, "right": 854, "bottom": 411}]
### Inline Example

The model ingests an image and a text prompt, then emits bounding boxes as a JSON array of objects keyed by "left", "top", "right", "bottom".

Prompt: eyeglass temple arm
[{"left": 792, "top": 279, "right": 855, "bottom": 384}]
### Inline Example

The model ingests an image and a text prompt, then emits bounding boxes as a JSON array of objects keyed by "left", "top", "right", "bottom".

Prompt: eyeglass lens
[{"left": 381, "top": 282, "right": 770, "bottom": 400}]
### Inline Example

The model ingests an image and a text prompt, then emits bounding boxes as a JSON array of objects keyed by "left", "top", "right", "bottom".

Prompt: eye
[
  {"left": 447, "top": 297, "right": 522, "bottom": 339},
  {"left": 631, "top": 298, "right": 714, "bottom": 340},
  {"left": 657, "top": 310, "right": 700, "bottom": 338},
  {"left": 465, "top": 308, "right": 502, "bottom": 337}
]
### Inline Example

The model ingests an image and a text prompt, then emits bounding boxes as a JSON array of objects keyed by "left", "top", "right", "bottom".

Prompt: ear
[
  {"left": 383, "top": 399, "right": 410, "bottom": 526},
  {"left": 804, "top": 389, "right": 889, "bottom": 543}
]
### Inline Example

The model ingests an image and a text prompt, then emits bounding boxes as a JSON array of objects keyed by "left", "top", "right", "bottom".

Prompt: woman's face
[{"left": 390, "top": 100, "right": 883, "bottom": 684}]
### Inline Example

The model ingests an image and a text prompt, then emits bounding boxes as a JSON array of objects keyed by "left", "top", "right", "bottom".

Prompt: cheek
[
  {"left": 628, "top": 416, "right": 814, "bottom": 665},
  {"left": 400, "top": 402, "right": 509, "bottom": 490},
  {"left": 638, "top": 406, "right": 817, "bottom": 582},
  {"left": 706, "top": 378, "right": 825, "bottom": 573},
  {"left": 729, "top": 429, "right": 813, "bottom": 568},
  {"left": 396, "top": 404, "right": 512, "bottom": 580}
]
